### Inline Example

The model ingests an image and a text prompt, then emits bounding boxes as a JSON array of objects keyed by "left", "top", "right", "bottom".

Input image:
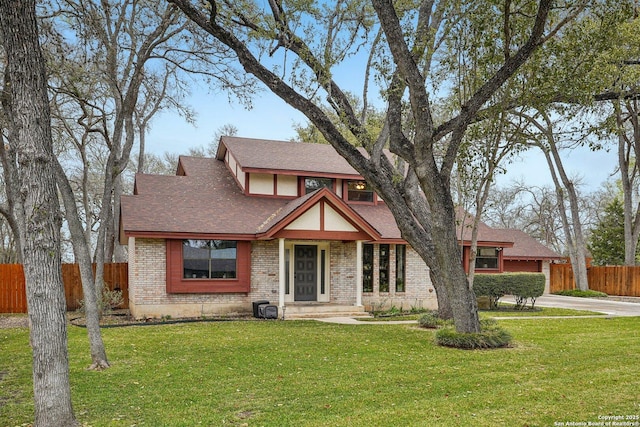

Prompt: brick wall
[
  {"left": 128, "top": 238, "right": 437, "bottom": 318},
  {"left": 330, "top": 241, "right": 357, "bottom": 303},
  {"left": 361, "top": 244, "right": 437, "bottom": 311},
  {"left": 129, "top": 238, "right": 251, "bottom": 319},
  {"left": 250, "top": 240, "right": 280, "bottom": 301}
]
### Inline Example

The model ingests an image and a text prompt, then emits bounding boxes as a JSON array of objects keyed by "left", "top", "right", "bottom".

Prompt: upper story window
[
  {"left": 305, "top": 177, "right": 334, "bottom": 194},
  {"left": 475, "top": 247, "right": 499, "bottom": 270},
  {"left": 183, "top": 240, "right": 237, "bottom": 279},
  {"left": 347, "top": 180, "right": 374, "bottom": 202}
]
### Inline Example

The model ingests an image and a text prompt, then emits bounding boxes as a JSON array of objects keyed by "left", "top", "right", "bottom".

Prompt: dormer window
[
  {"left": 305, "top": 177, "right": 334, "bottom": 194},
  {"left": 347, "top": 180, "right": 374, "bottom": 202}
]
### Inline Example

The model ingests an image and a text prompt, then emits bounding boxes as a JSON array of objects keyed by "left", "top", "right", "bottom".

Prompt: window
[
  {"left": 475, "top": 247, "right": 499, "bottom": 269},
  {"left": 396, "top": 244, "right": 406, "bottom": 292},
  {"left": 183, "top": 240, "right": 237, "bottom": 279},
  {"left": 321, "top": 249, "right": 326, "bottom": 294},
  {"left": 379, "top": 244, "right": 389, "bottom": 292},
  {"left": 285, "top": 248, "right": 290, "bottom": 295},
  {"left": 305, "top": 177, "right": 334, "bottom": 194},
  {"left": 166, "top": 240, "right": 250, "bottom": 293},
  {"left": 347, "top": 180, "right": 374, "bottom": 202},
  {"left": 362, "top": 244, "right": 373, "bottom": 292}
]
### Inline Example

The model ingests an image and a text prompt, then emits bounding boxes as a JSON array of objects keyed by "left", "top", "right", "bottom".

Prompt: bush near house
[{"left": 474, "top": 273, "right": 545, "bottom": 310}]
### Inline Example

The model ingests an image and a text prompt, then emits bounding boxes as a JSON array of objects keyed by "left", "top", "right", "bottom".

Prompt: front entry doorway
[{"left": 294, "top": 245, "right": 317, "bottom": 301}]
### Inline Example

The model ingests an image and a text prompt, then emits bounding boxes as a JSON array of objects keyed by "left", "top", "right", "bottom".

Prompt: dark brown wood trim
[
  {"left": 243, "top": 167, "right": 361, "bottom": 181},
  {"left": 274, "top": 230, "right": 373, "bottom": 240},
  {"left": 129, "top": 232, "right": 256, "bottom": 241},
  {"left": 166, "top": 240, "right": 251, "bottom": 293}
]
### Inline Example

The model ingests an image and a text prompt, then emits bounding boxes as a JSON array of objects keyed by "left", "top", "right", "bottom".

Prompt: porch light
[{"left": 354, "top": 181, "right": 366, "bottom": 190}]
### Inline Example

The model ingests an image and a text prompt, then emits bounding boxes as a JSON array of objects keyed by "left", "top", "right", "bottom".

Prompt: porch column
[
  {"left": 356, "top": 240, "right": 363, "bottom": 307},
  {"left": 278, "top": 238, "right": 286, "bottom": 311}
]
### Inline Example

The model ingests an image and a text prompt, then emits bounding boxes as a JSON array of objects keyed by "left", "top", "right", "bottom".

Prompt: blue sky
[{"left": 146, "top": 88, "right": 618, "bottom": 192}]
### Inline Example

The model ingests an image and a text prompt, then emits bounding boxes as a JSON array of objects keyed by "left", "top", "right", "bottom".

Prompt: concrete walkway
[
  {"left": 313, "top": 294, "right": 640, "bottom": 324},
  {"left": 313, "top": 317, "right": 417, "bottom": 325}
]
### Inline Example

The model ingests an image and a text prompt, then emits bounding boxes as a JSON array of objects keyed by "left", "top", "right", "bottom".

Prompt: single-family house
[{"left": 119, "top": 137, "right": 561, "bottom": 319}]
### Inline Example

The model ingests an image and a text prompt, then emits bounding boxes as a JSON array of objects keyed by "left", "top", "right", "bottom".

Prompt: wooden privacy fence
[
  {"left": 550, "top": 263, "right": 640, "bottom": 296},
  {"left": 0, "top": 263, "right": 128, "bottom": 313}
]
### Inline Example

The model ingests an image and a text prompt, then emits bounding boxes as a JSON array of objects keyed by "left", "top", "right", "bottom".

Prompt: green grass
[
  {"left": 360, "top": 305, "right": 602, "bottom": 321},
  {"left": 481, "top": 305, "right": 603, "bottom": 317},
  {"left": 1, "top": 317, "right": 639, "bottom": 426}
]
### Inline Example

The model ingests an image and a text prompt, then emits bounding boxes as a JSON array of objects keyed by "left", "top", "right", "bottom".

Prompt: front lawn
[
  {"left": 1, "top": 317, "right": 639, "bottom": 426},
  {"left": 361, "top": 305, "right": 602, "bottom": 321}
]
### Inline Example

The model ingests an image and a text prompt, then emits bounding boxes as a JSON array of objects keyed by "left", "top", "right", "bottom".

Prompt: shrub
[
  {"left": 553, "top": 289, "right": 608, "bottom": 298},
  {"left": 434, "top": 321, "right": 512, "bottom": 349},
  {"left": 473, "top": 274, "right": 510, "bottom": 309},
  {"left": 418, "top": 311, "right": 451, "bottom": 329},
  {"left": 474, "top": 273, "right": 545, "bottom": 310},
  {"left": 76, "top": 288, "right": 124, "bottom": 315}
]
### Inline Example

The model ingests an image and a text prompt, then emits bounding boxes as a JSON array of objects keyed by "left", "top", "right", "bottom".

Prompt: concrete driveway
[{"left": 504, "top": 294, "right": 640, "bottom": 317}]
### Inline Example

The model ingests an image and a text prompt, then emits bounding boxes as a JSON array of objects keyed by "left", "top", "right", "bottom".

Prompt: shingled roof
[
  {"left": 217, "top": 136, "right": 363, "bottom": 177},
  {"left": 121, "top": 158, "right": 288, "bottom": 239},
  {"left": 493, "top": 229, "right": 562, "bottom": 260},
  {"left": 121, "top": 137, "right": 554, "bottom": 255}
]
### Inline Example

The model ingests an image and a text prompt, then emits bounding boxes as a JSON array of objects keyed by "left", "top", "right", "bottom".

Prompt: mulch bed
[{"left": 0, "top": 310, "right": 253, "bottom": 329}]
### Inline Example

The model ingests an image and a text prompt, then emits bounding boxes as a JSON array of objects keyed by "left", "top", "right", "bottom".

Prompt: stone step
[
  {"left": 282, "top": 303, "right": 369, "bottom": 319},
  {"left": 285, "top": 311, "right": 371, "bottom": 319}
]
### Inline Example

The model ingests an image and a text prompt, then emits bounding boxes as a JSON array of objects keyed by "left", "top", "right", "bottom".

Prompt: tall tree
[
  {"left": 453, "top": 101, "right": 528, "bottom": 284},
  {"left": 519, "top": 2, "right": 640, "bottom": 264},
  {"left": 170, "top": 0, "right": 585, "bottom": 333},
  {"left": 515, "top": 108, "right": 591, "bottom": 290},
  {"left": 41, "top": 0, "right": 251, "bottom": 309},
  {"left": 612, "top": 97, "right": 640, "bottom": 265},
  {"left": 0, "top": 0, "right": 77, "bottom": 424},
  {"left": 484, "top": 183, "right": 568, "bottom": 254},
  {"left": 588, "top": 197, "right": 628, "bottom": 265}
]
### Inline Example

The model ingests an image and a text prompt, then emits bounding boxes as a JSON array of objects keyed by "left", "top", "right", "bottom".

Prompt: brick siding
[
  {"left": 361, "top": 244, "right": 437, "bottom": 311},
  {"left": 128, "top": 237, "right": 437, "bottom": 318}
]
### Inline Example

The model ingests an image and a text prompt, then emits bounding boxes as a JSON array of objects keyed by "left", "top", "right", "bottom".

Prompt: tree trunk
[
  {"left": 0, "top": 1, "right": 77, "bottom": 425},
  {"left": 541, "top": 131, "right": 589, "bottom": 290},
  {"left": 54, "top": 160, "right": 110, "bottom": 370},
  {"left": 111, "top": 174, "right": 127, "bottom": 262},
  {"left": 614, "top": 99, "right": 640, "bottom": 266},
  {"left": 428, "top": 205, "right": 481, "bottom": 333}
]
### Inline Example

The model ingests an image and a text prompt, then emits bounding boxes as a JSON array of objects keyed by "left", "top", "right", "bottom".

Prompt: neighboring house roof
[
  {"left": 493, "top": 229, "right": 562, "bottom": 260},
  {"left": 455, "top": 207, "right": 514, "bottom": 248}
]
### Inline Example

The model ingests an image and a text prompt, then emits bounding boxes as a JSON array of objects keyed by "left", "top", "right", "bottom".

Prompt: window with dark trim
[
  {"left": 183, "top": 240, "right": 237, "bottom": 279},
  {"left": 475, "top": 247, "right": 499, "bottom": 269},
  {"left": 396, "top": 244, "right": 406, "bottom": 292},
  {"left": 305, "top": 177, "right": 334, "bottom": 194},
  {"left": 347, "top": 180, "right": 374, "bottom": 202},
  {"left": 166, "top": 240, "right": 250, "bottom": 293},
  {"left": 379, "top": 244, "right": 389, "bottom": 292},
  {"left": 362, "top": 244, "right": 373, "bottom": 292}
]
